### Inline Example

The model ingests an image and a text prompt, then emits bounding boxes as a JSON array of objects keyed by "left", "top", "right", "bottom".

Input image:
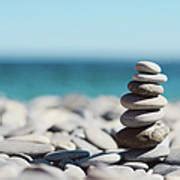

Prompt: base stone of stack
[{"left": 115, "top": 122, "right": 169, "bottom": 149}]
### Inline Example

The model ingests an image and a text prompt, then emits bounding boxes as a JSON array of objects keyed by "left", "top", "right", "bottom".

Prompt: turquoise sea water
[{"left": 0, "top": 59, "right": 179, "bottom": 101}]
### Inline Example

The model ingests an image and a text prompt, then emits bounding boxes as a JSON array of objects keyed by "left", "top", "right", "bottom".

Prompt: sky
[{"left": 0, "top": 0, "right": 180, "bottom": 60}]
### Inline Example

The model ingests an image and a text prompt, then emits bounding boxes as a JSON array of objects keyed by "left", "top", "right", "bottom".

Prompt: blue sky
[{"left": 0, "top": 0, "right": 180, "bottom": 59}]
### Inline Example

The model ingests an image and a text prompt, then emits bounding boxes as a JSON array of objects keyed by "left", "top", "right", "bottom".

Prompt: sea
[{"left": 0, "top": 58, "right": 179, "bottom": 101}]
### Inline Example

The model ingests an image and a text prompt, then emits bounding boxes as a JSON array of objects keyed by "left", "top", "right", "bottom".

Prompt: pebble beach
[{"left": 0, "top": 61, "right": 180, "bottom": 180}]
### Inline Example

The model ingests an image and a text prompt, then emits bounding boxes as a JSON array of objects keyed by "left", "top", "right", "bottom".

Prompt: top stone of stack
[{"left": 135, "top": 61, "right": 162, "bottom": 74}]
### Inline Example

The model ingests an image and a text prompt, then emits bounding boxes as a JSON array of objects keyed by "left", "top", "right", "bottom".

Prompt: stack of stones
[{"left": 116, "top": 61, "right": 169, "bottom": 149}]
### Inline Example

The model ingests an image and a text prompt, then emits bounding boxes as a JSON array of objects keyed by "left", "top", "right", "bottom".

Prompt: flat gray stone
[
  {"left": 128, "top": 81, "right": 164, "bottom": 97},
  {"left": 121, "top": 137, "right": 170, "bottom": 162},
  {"left": 45, "top": 150, "right": 90, "bottom": 162},
  {"left": 165, "top": 148, "right": 180, "bottom": 165},
  {"left": 133, "top": 73, "right": 168, "bottom": 83},
  {"left": 120, "top": 109, "right": 164, "bottom": 128},
  {"left": 116, "top": 122, "right": 169, "bottom": 149},
  {"left": 135, "top": 61, "right": 161, "bottom": 74},
  {"left": 165, "top": 170, "right": 180, "bottom": 180},
  {"left": 84, "top": 126, "right": 118, "bottom": 150},
  {"left": 121, "top": 93, "right": 168, "bottom": 110},
  {"left": 80, "top": 153, "right": 121, "bottom": 167},
  {"left": 0, "top": 140, "right": 54, "bottom": 155},
  {"left": 153, "top": 163, "right": 180, "bottom": 176}
]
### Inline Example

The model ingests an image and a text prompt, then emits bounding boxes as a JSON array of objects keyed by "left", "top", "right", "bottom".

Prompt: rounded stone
[
  {"left": 120, "top": 109, "right": 165, "bottom": 128},
  {"left": 84, "top": 126, "right": 118, "bottom": 150},
  {"left": 87, "top": 153, "right": 121, "bottom": 165},
  {"left": 165, "top": 170, "right": 180, "bottom": 180},
  {"left": 115, "top": 122, "right": 169, "bottom": 149},
  {"left": 133, "top": 73, "right": 168, "bottom": 83},
  {"left": 135, "top": 61, "right": 161, "bottom": 74},
  {"left": 128, "top": 81, "right": 164, "bottom": 97},
  {"left": 121, "top": 93, "right": 168, "bottom": 110},
  {"left": 123, "top": 162, "right": 149, "bottom": 170}
]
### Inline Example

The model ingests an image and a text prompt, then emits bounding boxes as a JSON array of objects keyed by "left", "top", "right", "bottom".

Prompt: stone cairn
[{"left": 116, "top": 61, "right": 169, "bottom": 149}]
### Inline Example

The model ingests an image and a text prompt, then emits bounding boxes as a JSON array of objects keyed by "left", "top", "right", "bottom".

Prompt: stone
[
  {"left": 8, "top": 134, "right": 50, "bottom": 144},
  {"left": 86, "top": 152, "right": 121, "bottom": 165},
  {"left": 121, "top": 93, "right": 168, "bottom": 110},
  {"left": 64, "top": 164, "right": 86, "bottom": 179},
  {"left": 135, "top": 61, "right": 162, "bottom": 74},
  {"left": 18, "top": 164, "right": 65, "bottom": 180},
  {"left": 120, "top": 109, "right": 164, "bottom": 128},
  {"left": 62, "top": 94, "right": 90, "bottom": 111},
  {"left": 153, "top": 163, "right": 180, "bottom": 176},
  {"left": 165, "top": 170, "right": 180, "bottom": 180},
  {"left": 165, "top": 148, "right": 180, "bottom": 165},
  {"left": 7, "top": 157, "right": 30, "bottom": 168},
  {"left": 128, "top": 81, "right": 164, "bottom": 97},
  {"left": 0, "top": 140, "right": 54, "bottom": 155},
  {"left": 115, "top": 122, "right": 169, "bottom": 149},
  {"left": 121, "top": 136, "right": 170, "bottom": 162},
  {"left": 45, "top": 150, "right": 90, "bottom": 162},
  {"left": 123, "top": 162, "right": 149, "bottom": 170},
  {"left": 50, "top": 133, "right": 76, "bottom": 150},
  {"left": 72, "top": 137, "right": 101, "bottom": 155},
  {"left": 29, "top": 96, "right": 62, "bottom": 110},
  {"left": 84, "top": 126, "right": 118, "bottom": 150},
  {"left": 133, "top": 73, "right": 168, "bottom": 83}
]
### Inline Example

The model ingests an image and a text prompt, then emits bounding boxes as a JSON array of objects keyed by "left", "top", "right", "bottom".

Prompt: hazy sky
[{"left": 0, "top": 0, "right": 180, "bottom": 59}]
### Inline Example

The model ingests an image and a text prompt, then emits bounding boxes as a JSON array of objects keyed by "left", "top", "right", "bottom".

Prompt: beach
[{"left": 0, "top": 94, "right": 179, "bottom": 179}]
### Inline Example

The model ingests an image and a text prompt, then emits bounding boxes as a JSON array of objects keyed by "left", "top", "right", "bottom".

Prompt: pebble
[
  {"left": 0, "top": 140, "right": 54, "bottom": 155},
  {"left": 45, "top": 150, "right": 90, "bottom": 162},
  {"left": 165, "top": 170, "right": 180, "bottom": 180},
  {"left": 123, "top": 162, "right": 149, "bottom": 170},
  {"left": 135, "top": 61, "right": 162, "bottom": 74},
  {"left": 120, "top": 109, "right": 164, "bottom": 127},
  {"left": 17, "top": 165, "right": 65, "bottom": 180},
  {"left": 115, "top": 122, "right": 169, "bottom": 149},
  {"left": 133, "top": 73, "right": 168, "bottom": 83},
  {"left": 84, "top": 126, "right": 118, "bottom": 150},
  {"left": 128, "top": 81, "right": 164, "bottom": 97},
  {"left": 72, "top": 137, "right": 101, "bottom": 155},
  {"left": 121, "top": 93, "right": 168, "bottom": 110},
  {"left": 83, "top": 153, "right": 121, "bottom": 166},
  {"left": 8, "top": 134, "right": 50, "bottom": 144},
  {"left": 153, "top": 163, "right": 180, "bottom": 176},
  {"left": 50, "top": 133, "right": 76, "bottom": 150},
  {"left": 64, "top": 164, "right": 86, "bottom": 179},
  {"left": 165, "top": 148, "right": 180, "bottom": 165},
  {"left": 122, "top": 137, "right": 170, "bottom": 162}
]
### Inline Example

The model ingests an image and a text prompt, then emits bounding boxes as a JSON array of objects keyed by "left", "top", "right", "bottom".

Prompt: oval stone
[
  {"left": 45, "top": 150, "right": 90, "bottom": 162},
  {"left": 135, "top": 61, "right": 161, "bottom": 74},
  {"left": 121, "top": 93, "right": 167, "bottom": 110},
  {"left": 128, "top": 81, "right": 164, "bottom": 97},
  {"left": 133, "top": 73, "right": 168, "bottom": 83},
  {"left": 115, "top": 122, "right": 169, "bottom": 149},
  {"left": 120, "top": 109, "right": 165, "bottom": 128},
  {"left": 84, "top": 126, "right": 118, "bottom": 150},
  {"left": 0, "top": 140, "right": 54, "bottom": 155}
]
